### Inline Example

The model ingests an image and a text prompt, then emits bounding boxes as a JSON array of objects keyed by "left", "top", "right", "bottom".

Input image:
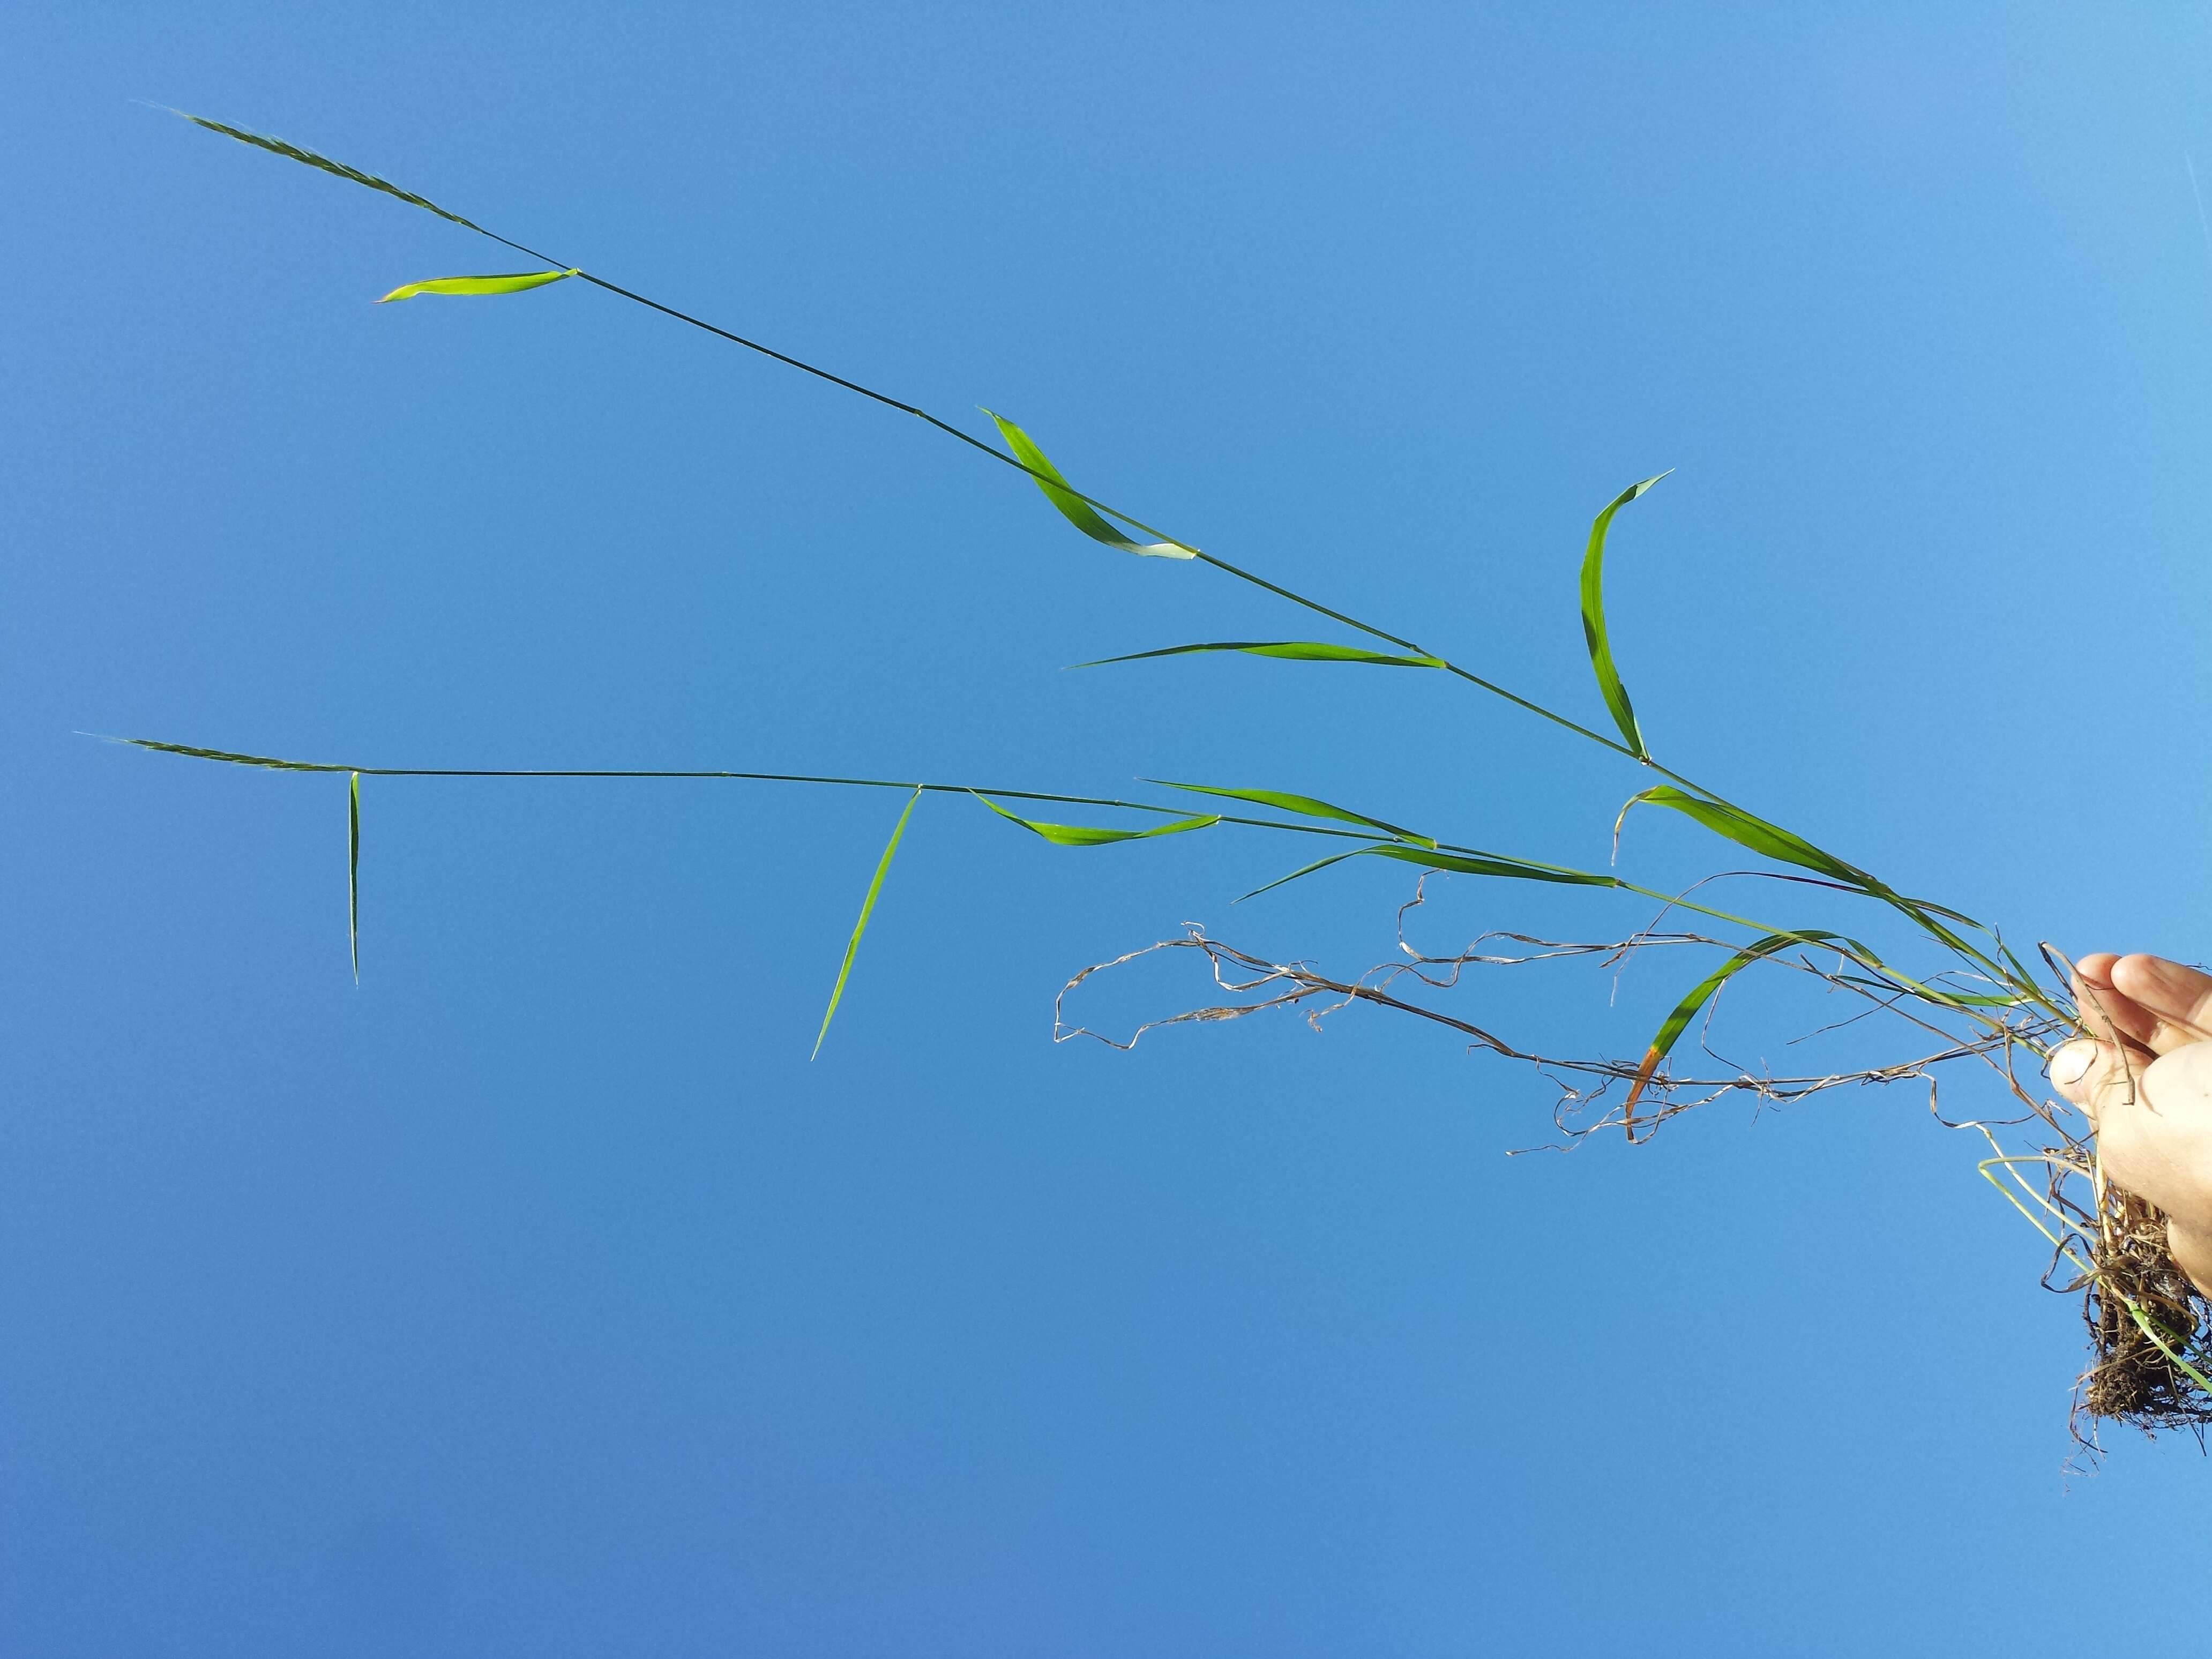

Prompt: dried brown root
[
  {"left": 1057, "top": 906, "right": 2212, "bottom": 1448},
  {"left": 2078, "top": 1182, "right": 2212, "bottom": 1432}
]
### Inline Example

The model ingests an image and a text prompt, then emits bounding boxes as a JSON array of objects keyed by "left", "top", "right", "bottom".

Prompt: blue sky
[{"left": 5, "top": 4, "right": 2212, "bottom": 1653}]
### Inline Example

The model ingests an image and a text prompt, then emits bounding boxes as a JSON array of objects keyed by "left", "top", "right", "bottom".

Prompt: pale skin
[{"left": 2051, "top": 953, "right": 2212, "bottom": 1297}]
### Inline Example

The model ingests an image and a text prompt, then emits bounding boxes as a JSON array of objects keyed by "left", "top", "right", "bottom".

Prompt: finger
[
  {"left": 2049, "top": 1037, "right": 2156, "bottom": 1120},
  {"left": 2051, "top": 1038, "right": 2121, "bottom": 1113},
  {"left": 2052, "top": 1037, "right": 2212, "bottom": 1297},
  {"left": 2074, "top": 1043, "right": 2212, "bottom": 1274},
  {"left": 2109, "top": 954, "right": 2212, "bottom": 1054},
  {"left": 2071, "top": 952, "right": 2154, "bottom": 1045}
]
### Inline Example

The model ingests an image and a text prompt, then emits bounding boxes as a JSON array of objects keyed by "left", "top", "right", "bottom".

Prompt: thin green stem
[
  {"left": 168, "top": 112, "right": 2043, "bottom": 1016},
  {"left": 119, "top": 735, "right": 2018, "bottom": 1034},
  {"left": 555, "top": 260, "right": 1996, "bottom": 974},
  {"left": 175, "top": 112, "right": 1670, "bottom": 773}
]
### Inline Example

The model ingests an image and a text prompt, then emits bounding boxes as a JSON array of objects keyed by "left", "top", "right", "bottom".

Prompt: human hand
[{"left": 2050, "top": 953, "right": 2212, "bottom": 1297}]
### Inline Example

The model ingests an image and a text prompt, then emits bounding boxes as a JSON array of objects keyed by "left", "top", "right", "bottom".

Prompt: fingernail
[{"left": 2052, "top": 1042, "right": 2096, "bottom": 1086}]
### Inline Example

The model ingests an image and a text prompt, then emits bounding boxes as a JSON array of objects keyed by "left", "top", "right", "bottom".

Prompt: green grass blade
[
  {"left": 1578, "top": 474, "right": 1669, "bottom": 759},
  {"left": 1234, "top": 850, "right": 1369, "bottom": 902},
  {"left": 1616, "top": 785, "right": 1862, "bottom": 883},
  {"left": 159, "top": 109, "right": 1708, "bottom": 782},
  {"left": 1613, "top": 784, "right": 1997, "bottom": 964},
  {"left": 1238, "top": 842, "right": 1620, "bottom": 904},
  {"left": 377, "top": 269, "right": 577, "bottom": 303},
  {"left": 1150, "top": 782, "right": 1436, "bottom": 847},
  {"left": 1363, "top": 845, "right": 1619, "bottom": 887},
  {"left": 813, "top": 786, "right": 923, "bottom": 1059},
  {"left": 973, "top": 793, "right": 1219, "bottom": 846},
  {"left": 348, "top": 771, "right": 361, "bottom": 983},
  {"left": 1648, "top": 933, "right": 1814, "bottom": 1058},
  {"left": 1626, "top": 929, "right": 1843, "bottom": 1115},
  {"left": 984, "top": 411, "right": 1195, "bottom": 559},
  {"left": 168, "top": 109, "right": 486, "bottom": 232},
  {"left": 1075, "top": 641, "right": 1445, "bottom": 669},
  {"left": 1834, "top": 974, "right": 2019, "bottom": 1008}
]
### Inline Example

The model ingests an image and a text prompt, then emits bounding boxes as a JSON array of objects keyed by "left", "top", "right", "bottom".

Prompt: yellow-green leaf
[
  {"left": 377, "top": 269, "right": 578, "bottom": 303},
  {"left": 974, "top": 793, "right": 1218, "bottom": 846},
  {"left": 985, "top": 411, "right": 1195, "bottom": 559},
  {"left": 813, "top": 787, "right": 923, "bottom": 1059}
]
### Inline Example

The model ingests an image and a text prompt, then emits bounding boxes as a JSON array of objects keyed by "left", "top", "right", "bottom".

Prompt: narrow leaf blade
[
  {"left": 1152, "top": 781, "right": 1436, "bottom": 847},
  {"left": 1616, "top": 786, "right": 1862, "bottom": 884},
  {"left": 1626, "top": 929, "right": 1845, "bottom": 1115},
  {"left": 1612, "top": 787, "right": 1994, "bottom": 962},
  {"left": 1363, "top": 844, "right": 1619, "bottom": 887},
  {"left": 1239, "top": 841, "right": 1619, "bottom": 903},
  {"left": 1077, "top": 641, "right": 1444, "bottom": 669},
  {"left": 1234, "top": 849, "right": 1367, "bottom": 903},
  {"left": 973, "top": 793, "right": 1219, "bottom": 846},
  {"left": 378, "top": 269, "right": 577, "bottom": 303},
  {"left": 1578, "top": 474, "right": 1668, "bottom": 758},
  {"left": 813, "top": 787, "right": 923, "bottom": 1059},
  {"left": 348, "top": 771, "right": 361, "bottom": 984},
  {"left": 984, "top": 412, "right": 1194, "bottom": 559}
]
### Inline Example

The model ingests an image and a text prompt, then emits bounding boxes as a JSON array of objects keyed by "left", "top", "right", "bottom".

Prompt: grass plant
[{"left": 121, "top": 108, "right": 2212, "bottom": 1447}]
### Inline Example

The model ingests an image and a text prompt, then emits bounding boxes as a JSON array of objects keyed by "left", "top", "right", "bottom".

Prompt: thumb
[
  {"left": 2051, "top": 1038, "right": 2098, "bottom": 1094},
  {"left": 2049, "top": 1038, "right": 2150, "bottom": 1125}
]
